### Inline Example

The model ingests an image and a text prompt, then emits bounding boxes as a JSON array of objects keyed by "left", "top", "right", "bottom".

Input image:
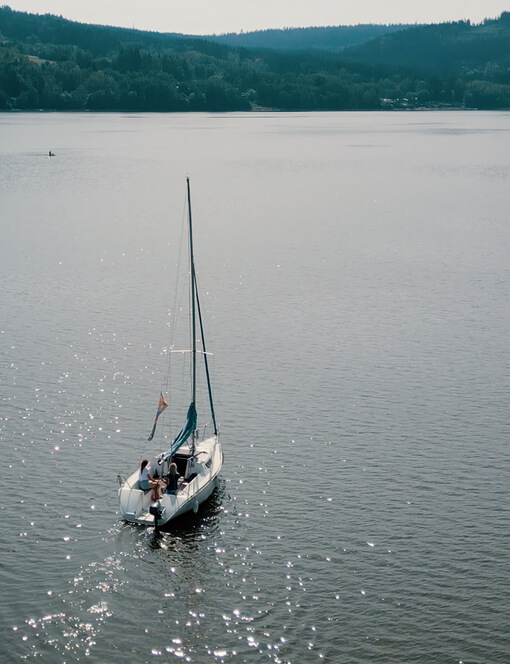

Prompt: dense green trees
[
  {"left": 1, "top": 6, "right": 510, "bottom": 112},
  {"left": 0, "top": 39, "right": 251, "bottom": 111}
]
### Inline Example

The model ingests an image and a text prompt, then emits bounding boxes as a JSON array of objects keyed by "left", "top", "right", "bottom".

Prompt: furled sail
[{"left": 163, "top": 402, "right": 197, "bottom": 460}]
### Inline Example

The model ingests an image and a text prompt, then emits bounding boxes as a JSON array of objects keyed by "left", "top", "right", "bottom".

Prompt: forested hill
[
  {"left": 208, "top": 25, "right": 411, "bottom": 52},
  {"left": 0, "top": 5, "right": 222, "bottom": 55},
  {"left": 1, "top": 5, "right": 510, "bottom": 112},
  {"left": 341, "top": 13, "right": 510, "bottom": 76}
]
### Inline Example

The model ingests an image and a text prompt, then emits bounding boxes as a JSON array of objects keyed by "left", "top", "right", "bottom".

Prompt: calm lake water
[{"left": 1, "top": 111, "right": 509, "bottom": 663}]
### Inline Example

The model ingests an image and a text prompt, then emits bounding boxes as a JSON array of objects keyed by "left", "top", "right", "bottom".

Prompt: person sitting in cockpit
[
  {"left": 139, "top": 459, "right": 151, "bottom": 490},
  {"left": 164, "top": 462, "right": 181, "bottom": 494}
]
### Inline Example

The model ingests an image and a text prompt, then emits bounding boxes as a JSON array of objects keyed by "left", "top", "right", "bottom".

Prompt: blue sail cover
[{"left": 163, "top": 402, "right": 197, "bottom": 460}]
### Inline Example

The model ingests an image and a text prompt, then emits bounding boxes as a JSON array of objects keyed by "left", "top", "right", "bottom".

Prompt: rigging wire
[
  {"left": 160, "top": 188, "right": 189, "bottom": 438},
  {"left": 157, "top": 179, "right": 217, "bottom": 443}
]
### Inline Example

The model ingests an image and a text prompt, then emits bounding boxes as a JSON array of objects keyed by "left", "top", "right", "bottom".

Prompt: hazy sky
[{"left": 4, "top": 1, "right": 509, "bottom": 35}]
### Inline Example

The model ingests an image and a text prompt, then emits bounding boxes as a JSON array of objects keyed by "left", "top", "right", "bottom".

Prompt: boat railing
[
  {"left": 117, "top": 473, "right": 138, "bottom": 490},
  {"left": 197, "top": 422, "right": 220, "bottom": 441}
]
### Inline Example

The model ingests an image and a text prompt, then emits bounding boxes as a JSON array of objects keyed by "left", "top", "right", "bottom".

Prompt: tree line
[{"left": 1, "top": 6, "right": 509, "bottom": 112}]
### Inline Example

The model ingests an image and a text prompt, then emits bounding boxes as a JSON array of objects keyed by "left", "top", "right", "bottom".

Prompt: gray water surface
[{"left": 1, "top": 111, "right": 509, "bottom": 663}]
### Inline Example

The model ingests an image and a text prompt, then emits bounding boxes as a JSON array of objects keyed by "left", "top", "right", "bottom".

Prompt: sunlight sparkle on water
[{"left": 1, "top": 111, "right": 508, "bottom": 664}]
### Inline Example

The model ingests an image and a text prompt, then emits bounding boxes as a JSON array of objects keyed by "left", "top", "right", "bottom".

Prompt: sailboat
[{"left": 118, "top": 177, "right": 223, "bottom": 528}]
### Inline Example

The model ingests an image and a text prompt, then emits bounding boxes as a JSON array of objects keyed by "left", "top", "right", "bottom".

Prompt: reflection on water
[{"left": 1, "top": 111, "right": 510, "bottom": 663}]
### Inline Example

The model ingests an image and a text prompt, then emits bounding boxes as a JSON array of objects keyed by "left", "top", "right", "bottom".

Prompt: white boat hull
[{"left": 118, "top": 435, "right": 222, "bottom": 527}]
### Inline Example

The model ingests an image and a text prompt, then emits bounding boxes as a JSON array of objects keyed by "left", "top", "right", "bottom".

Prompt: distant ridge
[{"left": 208, "top": 25, "right": 413, "bottom": 52}]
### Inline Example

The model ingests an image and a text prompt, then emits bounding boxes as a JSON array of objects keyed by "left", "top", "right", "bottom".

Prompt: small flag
[{"left": 148, "top": 393, "right": 168, "bottom": 441}]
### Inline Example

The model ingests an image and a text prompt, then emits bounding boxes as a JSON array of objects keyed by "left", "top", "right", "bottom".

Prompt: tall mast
[{"left": 187, "top": 177, "right": 197, "bottom": 448}]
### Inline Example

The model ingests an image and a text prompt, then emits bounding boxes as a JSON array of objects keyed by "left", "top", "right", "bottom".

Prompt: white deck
[{"left": 118, "top": 435, "right": 222, "bottom": 527}]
